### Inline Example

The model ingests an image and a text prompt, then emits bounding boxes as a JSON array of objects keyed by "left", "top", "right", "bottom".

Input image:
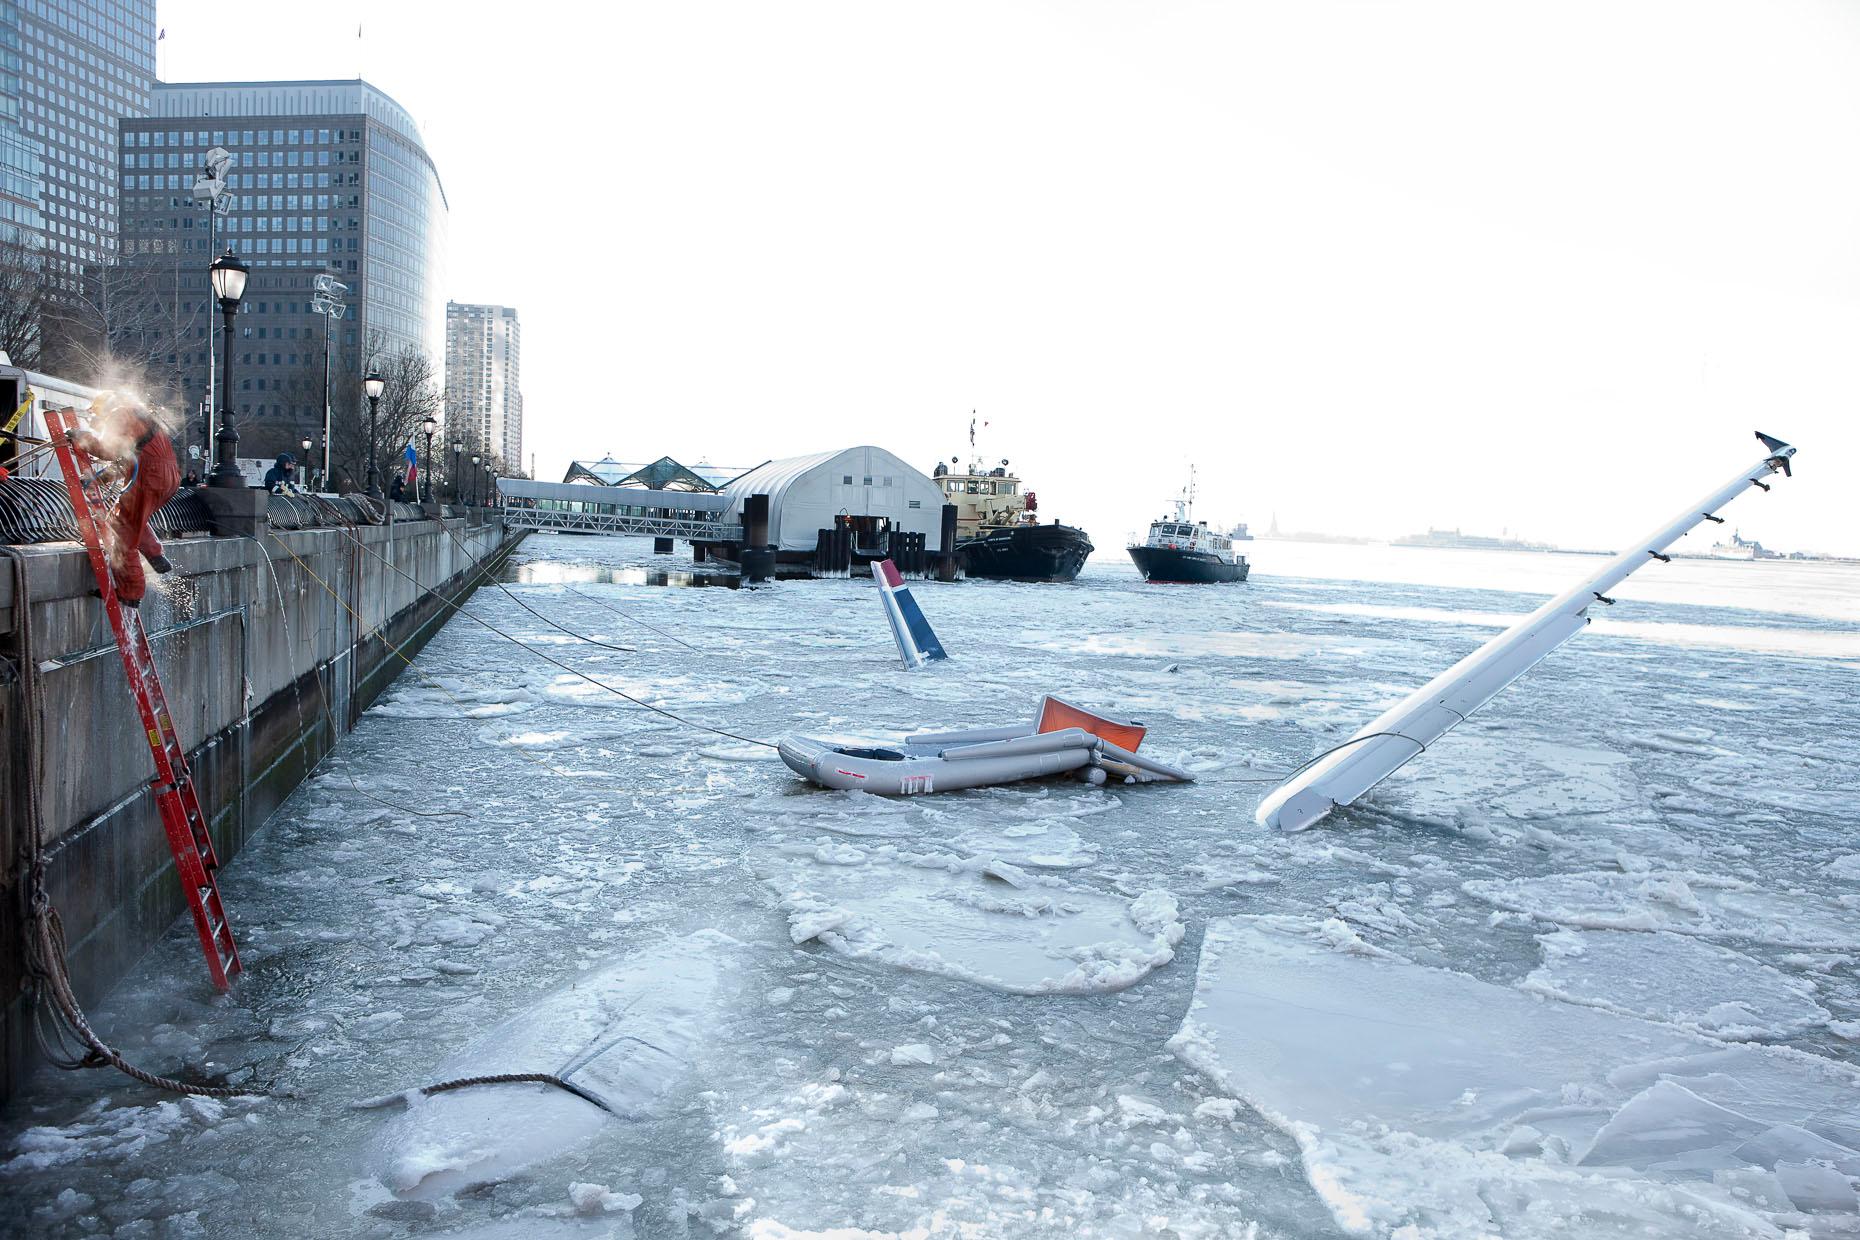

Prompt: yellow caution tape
[{"left": 2, "top": 387, "right": 33, "bottom": 434}]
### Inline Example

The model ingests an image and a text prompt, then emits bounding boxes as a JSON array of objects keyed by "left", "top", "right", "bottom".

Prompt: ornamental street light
[
  {"left": 421, "top": 416, "right": 438, "bottom": 503},
  {"left": 470, "top": 453, "right": 481, "bottom": 506},
  {"left": 451, "top": 440, "right": 464, "bottom": 502},
  {"left": 363, "top": 369, "right": 385, "bottom": 496},
  {"left": 207, "top": 249, "right": 249, "bottom": 487},
  {"left": 301, "top": 437, "right": 313, "bottom": 490}
]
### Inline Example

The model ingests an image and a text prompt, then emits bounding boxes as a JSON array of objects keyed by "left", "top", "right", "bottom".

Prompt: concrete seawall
[{"left": 0, "top": 512, "right": 524, "bottom": 1099}]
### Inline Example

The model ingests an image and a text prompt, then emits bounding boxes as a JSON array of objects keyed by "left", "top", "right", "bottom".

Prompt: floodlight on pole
[
  {"left": 311, "top": 273, "right": 347, "bottom": 492},
  {"left": 193, "top": 147, "right": 236, "bottom": 462}
]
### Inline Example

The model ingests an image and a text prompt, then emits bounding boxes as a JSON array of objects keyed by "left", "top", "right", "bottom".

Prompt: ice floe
[
  {"left": 774, "top": 848, "right": 1182, "bottom": 994},
  {"left": 368, "top": 930, "right": 746, "bottom": 1198},
  {"left": 1524, "top": 929, "right": 1830, "bottom": 1039},
  {"left": 1171, "top": 916, "right": 1860, "bottom": 1236},
  {"left": 1464, "top": 869, "right": 1860, "bottom": 948}
]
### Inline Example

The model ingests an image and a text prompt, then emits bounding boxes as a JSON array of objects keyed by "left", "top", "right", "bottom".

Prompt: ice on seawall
[{"left": 1169, "top": 917, "right": 1860, "bottom": 1237}]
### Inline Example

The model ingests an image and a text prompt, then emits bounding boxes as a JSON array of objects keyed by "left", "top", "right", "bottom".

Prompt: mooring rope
[
  {"left": 352, "top": 1070, "right": 614, "bottom": 1114},
  {"left": 4, "top": 546, "right": 263, "bottom": 1098},
  {"left": 323, "top": 519, "right": 775, "bottom": 750}
]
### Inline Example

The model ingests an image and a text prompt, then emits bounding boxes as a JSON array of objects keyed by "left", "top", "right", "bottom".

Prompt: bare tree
[
  {"left": 328, "top": 333, "right": 442, "bottom": 493},
  {"left": 0, "top": 236, "right": 50, "bottom": 367},
  {"left": 38, "top": 254, "right": 204, "bottom": 410}
]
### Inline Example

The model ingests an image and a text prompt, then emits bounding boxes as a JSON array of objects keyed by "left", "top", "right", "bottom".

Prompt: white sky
[{"left": 155, "top": 0, "right": 1860, "bottom": 555}]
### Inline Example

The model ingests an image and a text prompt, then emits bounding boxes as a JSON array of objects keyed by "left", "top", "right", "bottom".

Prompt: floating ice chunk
[
  {"left": 1466, "top": 870, "right": 1860, "bottom": 948},
  {"left": 1773, "top": 1162, "right": 1859, "bottom": 1213},
  {"left": 776, "top": 855, "right": 1182, "bottom": 995},
  {"left": 1170, "top": 916, "right": 1860, "bottom": 1238},
  {"left": 890, "top": 1043, "right": 936, "bottom": 1066},
  {"left": 953, "top": 820, "right": 1098, "bottom": 869},
  {"left": 567, "top": 1181, "right": 643, "bottom": 1215},
  {"left": 1524, "top": 930, "right": 1828, "bottom": 1038},
  {"left": 367, "top": 931, "right": 745, "bottom": 1199}
]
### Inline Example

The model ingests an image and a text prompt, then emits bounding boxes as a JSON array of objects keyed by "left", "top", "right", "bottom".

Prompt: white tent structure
[{"left": 719, "top": 446, "right": 944, "bottom": 553}]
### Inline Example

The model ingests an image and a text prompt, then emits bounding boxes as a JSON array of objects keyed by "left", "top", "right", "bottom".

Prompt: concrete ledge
[{"left": 0, "top": 514, "right": 525, "bottom": 1099}]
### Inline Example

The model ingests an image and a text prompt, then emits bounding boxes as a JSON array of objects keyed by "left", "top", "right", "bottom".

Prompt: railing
[{"left": 497, "top": 477, "right": 741, "bottom": 541}]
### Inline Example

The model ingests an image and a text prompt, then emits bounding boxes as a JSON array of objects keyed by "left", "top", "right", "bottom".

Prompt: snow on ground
[{"left": 1, "top": 536, "right": 1856, "bottom": 1238}]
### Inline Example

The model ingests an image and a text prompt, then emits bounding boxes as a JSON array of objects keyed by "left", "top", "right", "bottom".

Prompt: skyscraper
[
  {"left": 116, "top": 80, "right": 447, "bottom": 459},
  {"left": 1, "top": 1, "right": 155, "bottom": 271},
  {"left": 445, "top": 301, "right": 522, "bottom": 471}
]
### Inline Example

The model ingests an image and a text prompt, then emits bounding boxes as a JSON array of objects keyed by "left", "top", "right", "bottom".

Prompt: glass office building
[
  {"left": 2, "top": 0, "right": 153, "bottom": 271},
  {"left": 119, "top": 80, "right": 448, "bottom": 451},
  {"left": 445, "top": 302, "right": 523, "bottom": 471}
]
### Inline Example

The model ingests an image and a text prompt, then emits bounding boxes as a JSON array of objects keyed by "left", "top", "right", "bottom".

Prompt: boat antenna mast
[{"left": 1175, "top": 465, "right": 1196, "bottom": 524}]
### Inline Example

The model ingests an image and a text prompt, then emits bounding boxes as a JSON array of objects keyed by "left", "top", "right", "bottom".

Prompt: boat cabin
[{"left": 936, "top": 455, "right": 1034, "bottom": 537}]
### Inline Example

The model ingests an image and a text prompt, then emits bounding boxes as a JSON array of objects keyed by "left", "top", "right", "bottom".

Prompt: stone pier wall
[{"left": 0, "top": 512, "right": 524, "bottom": 1098}]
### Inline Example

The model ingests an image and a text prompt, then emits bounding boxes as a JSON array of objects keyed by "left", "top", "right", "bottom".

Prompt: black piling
[
  {"left": 693, "top": 541, "right": 709, "bottom": 564},
  {"left": 937, "top": 503, "right": 959, "bottom": 581},
  {"left": 741, "top": 493, "right": 774, "bottom": 582}
]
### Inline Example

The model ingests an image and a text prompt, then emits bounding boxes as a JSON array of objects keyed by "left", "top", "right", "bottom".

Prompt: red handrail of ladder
[{"left": 45, "top": 407, "right": 242, "bottom": 990}]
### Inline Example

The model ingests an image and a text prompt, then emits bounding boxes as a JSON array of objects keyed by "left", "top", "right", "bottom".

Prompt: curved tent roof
[{"left": 720, "top": 446, "right": 946, "bottom": 551}]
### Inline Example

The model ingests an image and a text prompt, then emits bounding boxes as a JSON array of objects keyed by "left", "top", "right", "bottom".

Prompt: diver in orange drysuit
[{"left": 71, "top": 394, "right": 178, "bottom": 609}]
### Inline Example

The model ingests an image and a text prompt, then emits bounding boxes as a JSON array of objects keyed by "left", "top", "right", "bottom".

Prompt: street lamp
[
  {"left": 363, "top": 369, "right": 385, "bottom": 496},
  {"left": 470, "top": 453, "right": 481, "bottom": 506},
  {"left": 301, "top": 436, "right": 313, "bottom": 491},
  {"left": 421, "top": 416, "right": 438, "bottom": 503},
  {"left": 451, "top": 440, "right": 464, "bottom": 502},
  {"left": 207, "top": 248, "right": 249, "bottom": 487}
]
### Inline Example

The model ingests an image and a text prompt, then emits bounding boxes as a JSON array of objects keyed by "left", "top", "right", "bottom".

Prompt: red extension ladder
[{"left": 46, "top": 407, "right": 242, "bottom": 990}]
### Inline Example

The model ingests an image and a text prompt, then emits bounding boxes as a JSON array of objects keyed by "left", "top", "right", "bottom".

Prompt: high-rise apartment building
[
  {"left": 116, "top": 80, "right": 447, "bottom": 455},
  {"left": 445, "top": 301, "right": 521, "bottom": 469},
  {"left": 1, "top": 1, "right": 154, "bottom": 267}
]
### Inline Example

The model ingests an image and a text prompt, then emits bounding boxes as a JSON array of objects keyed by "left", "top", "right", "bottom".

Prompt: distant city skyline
[{"left": 143, "top": 3, "right": 1860, "bottom": 554}]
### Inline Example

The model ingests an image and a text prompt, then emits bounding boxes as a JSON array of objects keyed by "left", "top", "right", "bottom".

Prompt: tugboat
[
  {"left": 934, "top": 453, "right": 1093, "bottom": 582},
  {"left": 1127, "top": 469, "right": 1249, "bottom": 583}
]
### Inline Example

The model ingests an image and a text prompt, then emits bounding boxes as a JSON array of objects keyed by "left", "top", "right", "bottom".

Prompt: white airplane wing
[{"left": 1256, "top": 432, "right": 1798, "bottom": 832}]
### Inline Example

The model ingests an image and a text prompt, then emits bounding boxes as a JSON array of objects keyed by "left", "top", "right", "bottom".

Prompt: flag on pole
[{"left": 402, "top": 443, "right": 417, "bottom": 488}]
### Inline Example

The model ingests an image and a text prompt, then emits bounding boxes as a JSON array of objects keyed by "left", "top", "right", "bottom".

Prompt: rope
[
  {"left": 324, "top": 521, "right": 775, "bottom": 750},
  {"left": 353, "top": 1071, "right": 615, "bottom": 1114},
  {"left": 564, "top": 585, "right": 699, "bottom": 652},
  {"left": 4, "top": 546, "right": 262, "bottom": 1098}
]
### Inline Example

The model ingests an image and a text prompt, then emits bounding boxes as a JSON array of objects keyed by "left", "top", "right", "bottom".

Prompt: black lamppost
[
  {"left": 300, "top": 436, "right": 313, "bottom": 491},
  {"left": 207, "top": 249, "right": 248, "bottom": 487},
  {"left": 421, "top": 416, "right": 438, "bottom": 503},
  {"left": 470, "top": 454, "right": 481, "bottom": 506},
  {"left": 363, "top": 369, "right": 385, "bottom": 496},
  {"left": 451, "top": 440, "right": 464, "bottom": 502}
]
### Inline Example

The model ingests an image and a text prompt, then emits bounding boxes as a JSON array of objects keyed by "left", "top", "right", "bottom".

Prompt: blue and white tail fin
[{"left": 876, "top": 559, "right": 947, "bottom": 669}]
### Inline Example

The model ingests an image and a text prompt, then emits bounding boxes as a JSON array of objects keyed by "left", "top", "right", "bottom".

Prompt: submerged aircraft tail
[
  {"left": 1257, "top": 431, "right": 1800, "bottom": 832},
  {"left": 877, "top": 558, "right": 948, "bottom": 669}
]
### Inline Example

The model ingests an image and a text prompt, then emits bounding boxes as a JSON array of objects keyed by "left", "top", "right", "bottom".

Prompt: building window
[
  {"left": 841, "top": 475, "right": 852, "bottom": 485},
  {"left": 908, "top": 500, "right": 922, "bottom": 509}
]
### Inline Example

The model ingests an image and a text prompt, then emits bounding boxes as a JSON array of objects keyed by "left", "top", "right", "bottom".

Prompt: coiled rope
[{"left": 4, "top": 547, "right": 262, "bottom": 1098}]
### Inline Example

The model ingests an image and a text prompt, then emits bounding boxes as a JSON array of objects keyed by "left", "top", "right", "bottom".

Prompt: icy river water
[{"left": 4, "top": 535, "right": 1859, "bottom": 1239}]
